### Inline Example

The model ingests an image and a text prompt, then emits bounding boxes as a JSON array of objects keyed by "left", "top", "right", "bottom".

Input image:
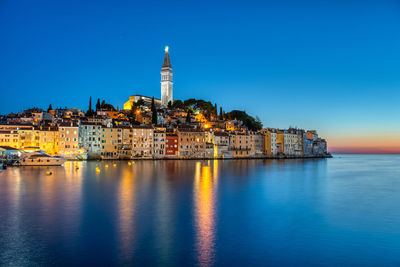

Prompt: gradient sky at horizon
[{"left": 1, "top": 0, "right": 400, "bottom": 153}]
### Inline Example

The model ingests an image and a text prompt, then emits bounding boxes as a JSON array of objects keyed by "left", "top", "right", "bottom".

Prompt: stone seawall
[{"left": 82, "top": 154, "right": 332, "bottom": 161}]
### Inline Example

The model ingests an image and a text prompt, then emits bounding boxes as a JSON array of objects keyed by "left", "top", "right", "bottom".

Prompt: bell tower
[{"left": 161, "top": 46, "right": 173, "bottom": 107}]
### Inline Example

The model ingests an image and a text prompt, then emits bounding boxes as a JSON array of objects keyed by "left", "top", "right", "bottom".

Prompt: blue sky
[{"left": 1, "top": 0, "right": 400, "bottom": 151}]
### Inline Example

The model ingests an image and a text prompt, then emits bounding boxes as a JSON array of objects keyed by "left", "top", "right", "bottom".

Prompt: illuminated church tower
[{"left": 161, "top": 46, "right": 173, "bottom": 107}]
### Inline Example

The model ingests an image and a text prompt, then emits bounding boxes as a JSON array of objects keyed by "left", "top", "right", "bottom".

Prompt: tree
[
  {"left": 86, "top": 96, "right": 94, "bottom": 116},
  {"left": 47, "top": 104, "right": 53, "bottom": 112},
  {"left": 136, "top": 99, "right": 145, "bottom": 108},
  {"left": 186, "top": 110, "right": 191, "bottom": 123},
  {"left": 89, "top": 96, "right": 92, "bottom": 112},
  {"left": 151, "top": 97, "right": 158, "bottom": 124},
  {"left": 225, "top": 110, "right": 262, "bottom": 131},
  {"left": 128, "top": 108, "right": 136, "bottom": 124},
  {"left": 101, "top": 100, "right": 106, "bottom": 108},
  {"left": 168, "top": 101, "right": 172, "bottom": 109},
  {"left": 96, "top": 98, "right": 100, "bottom": 111},
  {"left": 219, "top": 107, "right": 223, "bottom": 120},
  {"left": 214, "top": 103, "right": 217, "bottom": 116},
  {"left": 172, "top": 100, "right": 184, "bottom": 109}
]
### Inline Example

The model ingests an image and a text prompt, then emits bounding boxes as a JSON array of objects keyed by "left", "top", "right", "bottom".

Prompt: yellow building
[
  {"left": 39, "top": 126, "right": 59, "bottom": 155},
  {"left": 19, "top": 128, "right": 40, "bottom": 149},
  {"left": 123, "top": 95, "right": 162, "bottom": 110},
  {"left": 264, "top": 129, "right": 277, "bottom": 156},
  {"left": 101, "top": 127, "right": 120, "bottom": 159},
  {"left": 276, "top": 130, "right": 284, "bottom": 154},
  {"left": 0, "top": 130, "right": 19, "bottom": 149}
]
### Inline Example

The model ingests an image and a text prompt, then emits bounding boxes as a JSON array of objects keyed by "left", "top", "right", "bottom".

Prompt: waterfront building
[
  {"left": 297, "top": 129, "right": 304, "bottom": 155},
  {"left": 39, "top": 126, "right": 59, "bottom": 155},
  {"left": 118, "top": 126, "right": 133, "bottom": 159},
  {"left": 177, "top": 128, "right": 206, "bottom": 158},
  {"left": 205, "top": 142, "right": 214, "bottom": 158},
  {"left": 132, "top": 126, "right": 154, "bottom": 158},
  {"left": 264, "top": 129, "right": 277, "bottom": 156},
  {"left": 276, "top": 130, "right": 284, "bottom": 155},
  {"left": 0, "top": 130, "right": 20, "bottom": 149},
  {"left": 101, "top": 127, "right": 120, "bottom": 159},
  {"left": 153, "top": 129, "right": 166, "bottom": 157},
  {"left": 214, "top": 131, "right": 231, "bottom": 158},
  {"left": 165, "top": 133, "right": 179, "bottom": 157},
  {"left": 205, "top": 130, "right": 214, "bottom": 144},
  {"left": 303, "top": 131, "right": 313, "bottom": 156},
  {"left": 283, "top": 130, "right": 298, "bottom": 156},
  {"left": 19, "top": 127, "right": 40, "bottom": 149},
  {"left": 254, "top": 132, "right": 265, "bottom": 156},
  {"left": 229, "top": 132, "right": 255, "bottom": 158},
  {"left": 161, "top": 46, "right": 173, "bottom": 107},
  {"left": 79, "top": 122, "right": 102, "bottom": 159},
  {"left": 58, "top": 122, "right": 80, "bottom": 157}
]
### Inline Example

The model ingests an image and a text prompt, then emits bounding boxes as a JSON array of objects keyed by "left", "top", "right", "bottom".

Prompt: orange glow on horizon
[{"left": 328, "top": 135, "right": 400, "bottom": 154}]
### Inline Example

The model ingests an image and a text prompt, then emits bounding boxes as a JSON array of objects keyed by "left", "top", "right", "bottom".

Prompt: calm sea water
[{"left": 0, "top": 155, "right": 400, "bottom": 266}]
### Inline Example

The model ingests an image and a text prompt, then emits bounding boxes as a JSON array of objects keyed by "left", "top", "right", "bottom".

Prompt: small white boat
[{"left": 19, "top": 151, "right": 66, "bottom": 166}]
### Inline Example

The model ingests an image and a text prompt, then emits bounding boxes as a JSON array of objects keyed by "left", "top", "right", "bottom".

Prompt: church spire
[
  {"left": 161, "top": 46, "right": 173, "bottom": 107},
  {"left": 162, "top": 46, "right": 172, "bottom": 69}
]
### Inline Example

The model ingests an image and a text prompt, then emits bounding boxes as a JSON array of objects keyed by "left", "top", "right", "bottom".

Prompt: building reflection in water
[
  {"left": 194, "top": 161, "right": 218, "bottom": 267},
  {"left": 118, "top": 164, "right": 136, "bottom": 263}
]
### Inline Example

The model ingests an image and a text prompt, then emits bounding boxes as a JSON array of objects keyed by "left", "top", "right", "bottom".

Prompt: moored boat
[{"left": 19, "top": 151, "right": 66, "bottom": 166}]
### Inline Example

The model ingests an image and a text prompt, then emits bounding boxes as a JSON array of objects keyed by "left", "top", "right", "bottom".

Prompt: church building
[{"left": 123, "top": 46, "right": 173, "bottom": 110}]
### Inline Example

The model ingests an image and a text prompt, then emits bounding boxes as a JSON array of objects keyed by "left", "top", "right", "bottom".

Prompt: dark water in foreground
[{"left": 0, "top": 155, "right": 400, "bottom": 266}]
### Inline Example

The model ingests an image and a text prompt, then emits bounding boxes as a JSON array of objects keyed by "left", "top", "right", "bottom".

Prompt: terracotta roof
[{"left": 214, "top": 132, "right": 229, "bottom": 137}]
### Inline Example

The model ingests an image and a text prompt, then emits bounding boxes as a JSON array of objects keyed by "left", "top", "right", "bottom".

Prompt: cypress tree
[
  {"left": 86, "top": 96, "right": 93, "bottom": 116},
  {"left": 89, "top": 96, "right": 92, "bottom": 112},
  {"left": 96, "top": 98, "right": 100, "bottom": 111},
  {"left": 47, "top": 104, "right": 53, "bottom": 112},
  {"left": 186, "top": 110, "right": 191, "bottom": 123},
  {"left": 151, "top": 97, "right": 157, "bottom": 124},
  {"left": 219, "top": 107, "right": 223, "bottom": 120}
]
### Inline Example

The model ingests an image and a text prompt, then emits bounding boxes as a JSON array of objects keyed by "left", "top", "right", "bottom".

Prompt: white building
[
  {"left": 284, "top": 130, "right": 298, "bottom": 156},
  {"left": 79, "top": 122, "right": 102, "bottom": 159},
  {"left": 161, "top": 46, "right": 173, "bottom": 107}
]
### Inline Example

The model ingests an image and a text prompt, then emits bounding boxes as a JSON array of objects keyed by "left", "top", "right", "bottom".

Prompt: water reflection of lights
[
  {"left": 62, "top": 161, "right": 83, "bottom": 237},
  {"left": 118, "top": 166, "right": 136, "bottom": 262},
  {"left": 194, "top": 162, "right": 217, "bottom": 267}
]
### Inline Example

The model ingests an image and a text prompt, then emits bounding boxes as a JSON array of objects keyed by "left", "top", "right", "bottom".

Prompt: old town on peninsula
[{"left": 0, "top": 47, "right": 329, "bottom": 160}]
